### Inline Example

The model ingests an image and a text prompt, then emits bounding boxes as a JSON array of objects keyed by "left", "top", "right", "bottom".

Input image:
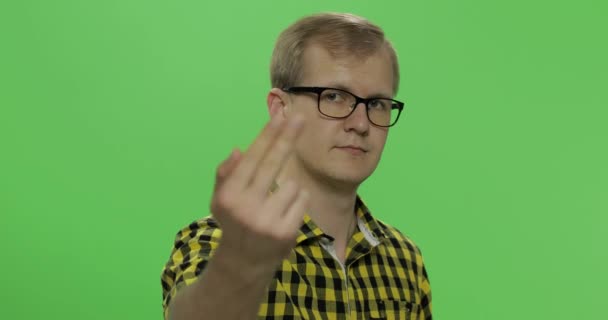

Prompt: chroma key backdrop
[{"left": 1, "top": 1, "right": 606, "bottom": 319}]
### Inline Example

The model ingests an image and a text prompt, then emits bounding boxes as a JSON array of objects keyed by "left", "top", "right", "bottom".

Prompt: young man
[{"left": 161, "top": 12, "right": 432, "bottom": 320}]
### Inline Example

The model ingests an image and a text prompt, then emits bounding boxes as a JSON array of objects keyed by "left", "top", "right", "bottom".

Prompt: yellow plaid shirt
[{"left": 161, "top": 197, "right": 432, "bottom": 319}]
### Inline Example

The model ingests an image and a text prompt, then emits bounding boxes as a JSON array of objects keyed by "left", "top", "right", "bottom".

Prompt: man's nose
[{"left": 343, "top": 102, "right": 370, "bottom": 135}]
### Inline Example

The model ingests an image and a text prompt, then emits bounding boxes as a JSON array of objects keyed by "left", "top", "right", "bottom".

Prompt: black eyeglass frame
[{"left": 282, "top": 86, "right": 405, "bottom": 127}]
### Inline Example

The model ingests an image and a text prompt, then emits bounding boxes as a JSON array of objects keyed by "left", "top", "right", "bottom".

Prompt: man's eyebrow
[{"left": 327, "top": 83, "right": 393, "bottom": 99}]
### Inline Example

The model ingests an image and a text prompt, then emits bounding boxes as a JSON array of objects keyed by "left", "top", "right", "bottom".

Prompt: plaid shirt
[{"left": 161, "top": 197, "right": 432, "bottom": 319}]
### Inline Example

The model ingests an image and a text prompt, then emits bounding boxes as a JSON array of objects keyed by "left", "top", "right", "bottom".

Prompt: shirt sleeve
[
  {"left": 418, "top": 263, "right": 433, "bottom": 320},
  {"left": 160, "top": 217, "right": 222, "bottom": 319}
]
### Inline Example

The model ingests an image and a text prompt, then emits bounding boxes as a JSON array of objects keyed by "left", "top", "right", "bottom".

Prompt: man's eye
[
  {"left": 369, "top": 100, "right": 386, "bottom": 109},
  {"left": 323, "top": 92, "right": 343, "bottom": 102}
]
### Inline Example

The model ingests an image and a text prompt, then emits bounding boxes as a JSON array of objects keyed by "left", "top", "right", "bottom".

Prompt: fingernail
[{"left": 229, "top": 148, "right": 240, "bottom": 161}]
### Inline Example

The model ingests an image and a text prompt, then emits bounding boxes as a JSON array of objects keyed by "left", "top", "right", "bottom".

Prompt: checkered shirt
[{"left": 161, "top": 197, "right": 432, "bottom": 319}]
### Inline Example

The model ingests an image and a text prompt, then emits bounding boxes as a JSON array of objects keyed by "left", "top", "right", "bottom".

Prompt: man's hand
[{"left": 210, "top": 115, "right": 309, "bottom": 273}]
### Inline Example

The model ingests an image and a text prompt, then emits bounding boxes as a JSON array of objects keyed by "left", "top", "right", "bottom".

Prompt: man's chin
[
  {"left": 322, "top": 168, "right": 373, "bottom": 190},
  {"left": 300, "top": 157, "right": 376, "bottom": 190}
]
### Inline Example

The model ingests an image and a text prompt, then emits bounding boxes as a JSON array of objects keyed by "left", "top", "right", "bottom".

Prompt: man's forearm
[{"left": 168, "top": 248, "right": 277, "bottom": 320}]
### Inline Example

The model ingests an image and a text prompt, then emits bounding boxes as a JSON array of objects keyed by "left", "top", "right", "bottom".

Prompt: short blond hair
[{"left": 270, "top": 12, "right": 400, "bottom": 94}]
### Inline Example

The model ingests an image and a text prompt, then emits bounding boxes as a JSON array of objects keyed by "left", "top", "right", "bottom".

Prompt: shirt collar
[
  {"left": 295, "top": 195, "right": 388, "bottom": 245},
  {"left": 295, "top": 213, "right": 326, "bottom": 244}
]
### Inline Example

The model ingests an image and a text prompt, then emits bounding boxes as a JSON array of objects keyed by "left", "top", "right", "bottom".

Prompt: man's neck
[{"left": 275, "top": 159, "right": 360, "bottom": 247}]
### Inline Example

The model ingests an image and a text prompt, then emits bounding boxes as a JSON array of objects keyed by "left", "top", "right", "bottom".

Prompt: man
[{"left": 161, "top": 12, "right": 432, "bottom": 320}]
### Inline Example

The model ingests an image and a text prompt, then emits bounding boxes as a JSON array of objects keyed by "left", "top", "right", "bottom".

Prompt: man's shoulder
[
  {"left": 357, "top": 197, "right": 423, "bottom": 254},
  {"left": 373, "top": 217, "right": 424, "bottom": 254},
  {"left": 169, "top": 215, "right": 222, "bottom": 248}
]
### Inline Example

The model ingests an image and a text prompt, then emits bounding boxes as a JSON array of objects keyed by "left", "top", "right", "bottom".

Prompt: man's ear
[{"left": 267, "top": 88, "right": 289, "bottom": 118}]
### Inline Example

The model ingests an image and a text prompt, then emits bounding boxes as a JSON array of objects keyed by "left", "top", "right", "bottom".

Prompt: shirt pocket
[{"left": 365, "top": 299, "right": 421, "bottom": 320}]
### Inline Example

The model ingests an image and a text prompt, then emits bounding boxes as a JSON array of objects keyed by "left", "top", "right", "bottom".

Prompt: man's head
[
  {"left": 267, "top": 13, "right": 401, "bottom": 190},
  {"left": 270, "top": 12, "right": 400, "bottom": 95}
]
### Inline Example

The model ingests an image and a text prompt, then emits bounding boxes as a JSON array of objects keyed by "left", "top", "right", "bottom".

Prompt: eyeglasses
[{"left": 282, "top": 86, "right": 404, "bottom": 127}]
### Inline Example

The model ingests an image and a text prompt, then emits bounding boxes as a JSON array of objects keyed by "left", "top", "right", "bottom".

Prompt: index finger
[
  {"left": 214, "top": 148, "right": 242, "bottom": 191},
  {"left": 250, "top": 115, "right": 305, "bottom": 196},
  {"left": 223, "top": 115, "right": 287, "bottom": 191}
]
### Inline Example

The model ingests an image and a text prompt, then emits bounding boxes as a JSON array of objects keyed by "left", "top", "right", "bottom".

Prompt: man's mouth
[{"left": 335, "top": 145, "right": 367, "bottom": 155}]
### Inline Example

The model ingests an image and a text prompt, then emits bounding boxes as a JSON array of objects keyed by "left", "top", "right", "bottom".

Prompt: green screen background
[{"left": 1, "top": 1, "right": 606, "bottom": 319}]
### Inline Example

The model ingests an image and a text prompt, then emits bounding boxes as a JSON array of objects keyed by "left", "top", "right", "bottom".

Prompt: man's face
[{"left": 285, "top": 44, "right": 395, "bottom": 188}]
